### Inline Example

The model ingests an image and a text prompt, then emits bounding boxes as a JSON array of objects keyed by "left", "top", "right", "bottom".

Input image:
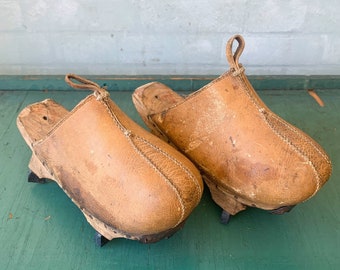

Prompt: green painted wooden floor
[{"left": 0, "top": 88, "right": 339, "bottom": 269}]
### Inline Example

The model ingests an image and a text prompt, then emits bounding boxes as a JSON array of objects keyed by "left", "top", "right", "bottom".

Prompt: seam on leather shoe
[
  {"left": 265, "top": 112, "right": 321, "bottom": 197},
  {"left": 135, "top": 135, "right": 203, "bottom": 201},
  {"left": 270, "top": 113, "right": 331, "bottom": 162},
  {"left": 234, "top": 75, "right": 324, "bottom": 200},
  {"left": 99, "top": 97, "right": 195, "bottom": 227},
  {"left": 266, "top": 112, "right": 332, "bottom": 200},
  {"left": 127, "top": 134, "right": 185, "bottom": 226}
]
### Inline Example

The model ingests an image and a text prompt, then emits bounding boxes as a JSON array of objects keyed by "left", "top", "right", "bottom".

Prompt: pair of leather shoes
[{"left": 17, "top": 35, "right": 332, "bottom": 244}]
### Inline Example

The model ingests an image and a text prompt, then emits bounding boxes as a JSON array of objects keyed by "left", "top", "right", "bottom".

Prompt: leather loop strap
[
  {"left": 65, "top": 74, "right": 109, "bottom": 100},
  {"left": 226, "top": 35, "right": 245, "bottom": 76}
]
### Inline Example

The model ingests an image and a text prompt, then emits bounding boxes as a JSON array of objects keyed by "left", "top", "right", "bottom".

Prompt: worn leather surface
[
  {"left": 21, "top": 75, "right": 203, "bottom": 238},
  {"left": 137, "top": 35, "right": 332, "bottom": 212}
]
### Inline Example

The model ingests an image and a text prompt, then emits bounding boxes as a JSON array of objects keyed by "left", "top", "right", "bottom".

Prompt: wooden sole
[
  {"left": 203, "top": 176, "right": 247, "bottom": 216},
  {"left": 133, "top": 82, "right": 183, "bottom": 144}
]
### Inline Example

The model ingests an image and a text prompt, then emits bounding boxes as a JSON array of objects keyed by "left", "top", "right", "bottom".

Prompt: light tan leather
[
  {"left": 132, "top": 35, "right": 332, "bottom": 215},
  {"left": 17, "top": 74, "right": 203, "bottom": 241}
]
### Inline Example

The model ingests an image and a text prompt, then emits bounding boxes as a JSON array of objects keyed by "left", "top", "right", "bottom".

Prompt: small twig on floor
[{"left": 308, "top": 89, "right": 325, "bottom": 107}]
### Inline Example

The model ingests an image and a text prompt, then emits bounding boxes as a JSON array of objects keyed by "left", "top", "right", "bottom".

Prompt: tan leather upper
[
  {"left": 30, "top": 75, "right": 203, "bottom": 237},
  {"left": 147, "top": 35, "right": 332, "bottom": 210}
]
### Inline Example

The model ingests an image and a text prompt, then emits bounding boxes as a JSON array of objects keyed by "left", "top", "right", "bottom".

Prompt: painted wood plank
[{"left": 2, "top": 75, "right": 340, "bottom": 92}]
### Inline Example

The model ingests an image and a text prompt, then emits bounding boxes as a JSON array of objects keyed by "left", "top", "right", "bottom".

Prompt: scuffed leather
[
  {"left": 29, "top": 77, "right": 203, "bottom": 238},
  {"left": 146, "top": 35, "right": 332, "bottom": 212}
]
